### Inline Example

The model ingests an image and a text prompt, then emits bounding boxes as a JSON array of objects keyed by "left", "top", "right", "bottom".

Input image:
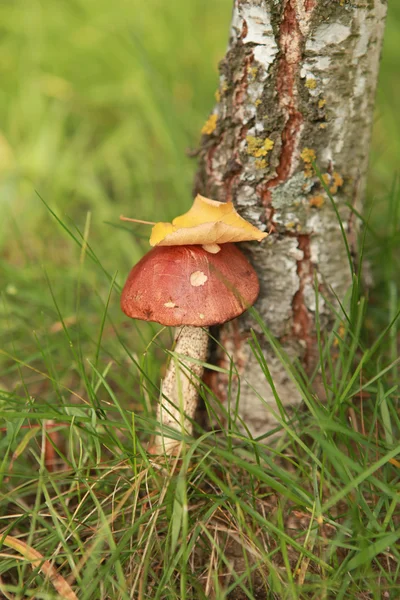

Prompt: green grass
[{"left": 1, "top": 1, "right": 400, "bottom": 598}]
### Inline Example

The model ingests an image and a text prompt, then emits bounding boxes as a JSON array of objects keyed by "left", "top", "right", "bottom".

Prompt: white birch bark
[{"left": 194, "top": 0, "right": 387, "bottom": 437}]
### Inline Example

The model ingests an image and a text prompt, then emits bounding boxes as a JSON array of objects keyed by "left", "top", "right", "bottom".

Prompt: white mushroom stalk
[
  {"left": 154, "top": 325, "right": 209, "bottom": 454},
  {"left": 120, "top": 195, "right": 267, "bottom": 455}
]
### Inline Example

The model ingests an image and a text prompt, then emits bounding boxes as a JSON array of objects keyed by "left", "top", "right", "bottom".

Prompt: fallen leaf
[{"left": 150, "top": 195, "right": 268, "bottom": 247}]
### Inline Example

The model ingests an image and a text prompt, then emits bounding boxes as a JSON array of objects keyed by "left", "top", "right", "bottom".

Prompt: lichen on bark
[{"left": 195, "top": 0, "right": 387, "bottom": 437}]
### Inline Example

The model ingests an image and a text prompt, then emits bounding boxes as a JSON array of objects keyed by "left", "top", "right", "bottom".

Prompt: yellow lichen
[
  {"left": 255, "top": 159, "right": 267, "bottom": 169},
  {"left": 333, "top": 171, "right": 344, "bottom": 187},
  {"left": 248, "top": 66, "right": 258, "bottom": 80},
  {"left": 329, "top": 171, "right": 344, "bottom": 194},
  {"left": 215, "top": 89, "right": 221, "bottom": 102},
  {"left": 322, "top": 173, "right": 330, "bottom": 186},
  {"left": 300, "top": 148, "right": 316, "bottom": 163},
  {"left": 309, "top": 194, "right": 325, "bottom": 208},
  {"left": 201, "top": 113, "right": 218, "bottom": 135},
  {"left": 300, "top": 147, "right": 316, "bottom": 177},
  {"left": 246, "top": 136, "right": 274, "bottom": 158},
  {"left": 255, "top": 99, "right": 262, "bottom": 107},
  {"left": 318, "top": 98, "right": 326, "bottom": 109},
  {"left": 333, "top": 322, "right": 346, "bottom": 346},
  {"left": 319, "top": 123, "right": 327, "bottom": 129},
  {"left": 305, "top": 78, "right": 317, "bottom": 90}
]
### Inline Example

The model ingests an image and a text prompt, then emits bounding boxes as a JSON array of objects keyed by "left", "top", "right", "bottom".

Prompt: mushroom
[{"left": 120, "top": 195, "right": 267, "bottom": 454}]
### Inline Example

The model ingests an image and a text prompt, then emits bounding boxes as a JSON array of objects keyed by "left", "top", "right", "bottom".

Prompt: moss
[
  {"left": 201, "top": 113, "right": 218, "bottom": 135},
  {"left": 246, "top": 136, "right": 274, "bottom": 158}
]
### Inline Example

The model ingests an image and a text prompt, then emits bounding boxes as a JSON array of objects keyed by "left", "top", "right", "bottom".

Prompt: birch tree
[{"left": 194, "top": 0, "right": 387, "bottom": 436}]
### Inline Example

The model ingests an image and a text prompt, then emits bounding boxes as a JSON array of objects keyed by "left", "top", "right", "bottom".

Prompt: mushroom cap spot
[
  {"left": 190, "top": 271, "right": 208, "bottom": 287},
  {"left": 202, "top": 243, "right": 221, "bottom": 254},
  {"left": 120, "top": 244, "right": 260, "bottom": 327}
]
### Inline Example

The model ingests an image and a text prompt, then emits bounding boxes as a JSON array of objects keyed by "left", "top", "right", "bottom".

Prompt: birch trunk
[{"left": 194, "top": 0, "right": 387, "bottom": 437}]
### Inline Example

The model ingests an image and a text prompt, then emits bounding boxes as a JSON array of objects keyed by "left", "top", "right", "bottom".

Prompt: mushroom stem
[{"left": 152, "top": 325, "right": 209, "bottom": 454}]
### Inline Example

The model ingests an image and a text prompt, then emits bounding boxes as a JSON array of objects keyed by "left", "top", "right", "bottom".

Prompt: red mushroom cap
[{"left": 121, "top": 243, "right": 259, "bottom": 326}]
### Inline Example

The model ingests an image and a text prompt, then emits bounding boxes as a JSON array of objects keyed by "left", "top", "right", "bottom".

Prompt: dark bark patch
[
  {"left": 262, "top": 1, "right": 307, "bottom": 208},
  {"left": 305, "top": 0, "right": 317, "bottom": 10},
  {"left": 292, "top": 234, "right": 315, "bottom": 368}
]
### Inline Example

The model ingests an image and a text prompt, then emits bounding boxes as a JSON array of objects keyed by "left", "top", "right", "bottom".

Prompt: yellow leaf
[{"left": 150, "top": 195, "right": 268, "bottom": 247}]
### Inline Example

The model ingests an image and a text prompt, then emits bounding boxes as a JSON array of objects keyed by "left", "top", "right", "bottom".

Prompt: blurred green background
[
  {"left": 0, "top": 0, "right": 399, "bottom": 394},
  {"left": 0, "top": 0, "right": 233, "bottom": 266}
]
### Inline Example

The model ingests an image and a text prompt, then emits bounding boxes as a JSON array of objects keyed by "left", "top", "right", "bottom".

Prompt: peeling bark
[{"left": 194, "top": 0, "right": 387, "bottom": 437}]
